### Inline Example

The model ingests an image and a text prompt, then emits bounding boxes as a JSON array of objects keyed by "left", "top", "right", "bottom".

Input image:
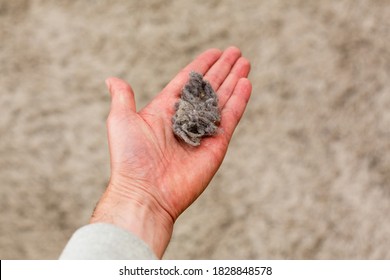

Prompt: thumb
[{"left": 105, "top": 77, "right": 137, "bottom": 113}]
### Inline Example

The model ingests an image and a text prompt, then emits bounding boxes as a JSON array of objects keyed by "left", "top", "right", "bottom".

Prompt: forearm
[{"left": 90, "top": 183, "right": 174, "bottom": 259}]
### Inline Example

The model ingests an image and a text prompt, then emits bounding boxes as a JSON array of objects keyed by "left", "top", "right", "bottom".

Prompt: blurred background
[{"left": 1, "top": 0, "right": 389, "bottom": 259}]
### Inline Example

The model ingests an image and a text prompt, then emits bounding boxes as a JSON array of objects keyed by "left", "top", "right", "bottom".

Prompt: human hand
[{"left": 90, "top": 47, "right": 252, "bottom": 258}]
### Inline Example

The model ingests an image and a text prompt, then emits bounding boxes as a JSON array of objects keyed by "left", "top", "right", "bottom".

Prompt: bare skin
[{"left": 90, "top": 46, "right": 252, "bottom": 258}]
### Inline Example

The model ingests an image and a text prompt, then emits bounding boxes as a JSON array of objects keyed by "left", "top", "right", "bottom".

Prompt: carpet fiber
[{"left": 0, "top": 0, "right": 389, "bottom": 259}]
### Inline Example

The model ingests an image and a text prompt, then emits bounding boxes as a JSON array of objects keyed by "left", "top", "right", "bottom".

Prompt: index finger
[{"left": 154, "top": 48, "right": 222, "bottom": 103}]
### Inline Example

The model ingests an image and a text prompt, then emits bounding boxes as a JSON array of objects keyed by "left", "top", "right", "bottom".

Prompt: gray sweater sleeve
[{"left": 59, "top": 223, "right": 157, "bottom": 260}]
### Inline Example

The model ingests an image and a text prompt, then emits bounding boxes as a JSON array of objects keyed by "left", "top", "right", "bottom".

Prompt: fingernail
[{"left": 105, "top": 78, "right": 111, "bottom": 90}]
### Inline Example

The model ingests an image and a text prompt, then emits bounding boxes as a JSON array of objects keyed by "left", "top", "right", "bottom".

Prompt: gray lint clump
[{"left": 172, "top": 71, "right": 220, "bottom": 146}]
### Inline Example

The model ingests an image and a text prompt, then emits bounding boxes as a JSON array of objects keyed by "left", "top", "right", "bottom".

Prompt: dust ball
[{"left": 172, "top": 71, "right": 220, "bottom": 146}]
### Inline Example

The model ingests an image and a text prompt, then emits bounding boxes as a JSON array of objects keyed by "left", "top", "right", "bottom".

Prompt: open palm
[{"left": 93, "top": 47, "right": 251, "bottom": 257}]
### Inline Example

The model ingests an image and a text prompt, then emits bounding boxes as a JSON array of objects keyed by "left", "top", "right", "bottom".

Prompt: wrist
[{"left": 90, "top": 182, "right": 174, "bottom": 258}]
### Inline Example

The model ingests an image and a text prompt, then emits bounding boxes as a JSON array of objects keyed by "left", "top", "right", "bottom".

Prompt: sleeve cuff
[{"left": 59, "top": 223, "right": 157, "bottom": 260}]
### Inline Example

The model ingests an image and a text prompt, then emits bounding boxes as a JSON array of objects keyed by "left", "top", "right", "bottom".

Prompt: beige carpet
[{"left": 1, "top": 0, "right": 389, "bottom": 259}]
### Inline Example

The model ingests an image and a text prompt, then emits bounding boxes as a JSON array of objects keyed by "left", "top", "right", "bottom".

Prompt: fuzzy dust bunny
[{"left": 172, "top": 71, "right": 220, "bottom": 146}]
